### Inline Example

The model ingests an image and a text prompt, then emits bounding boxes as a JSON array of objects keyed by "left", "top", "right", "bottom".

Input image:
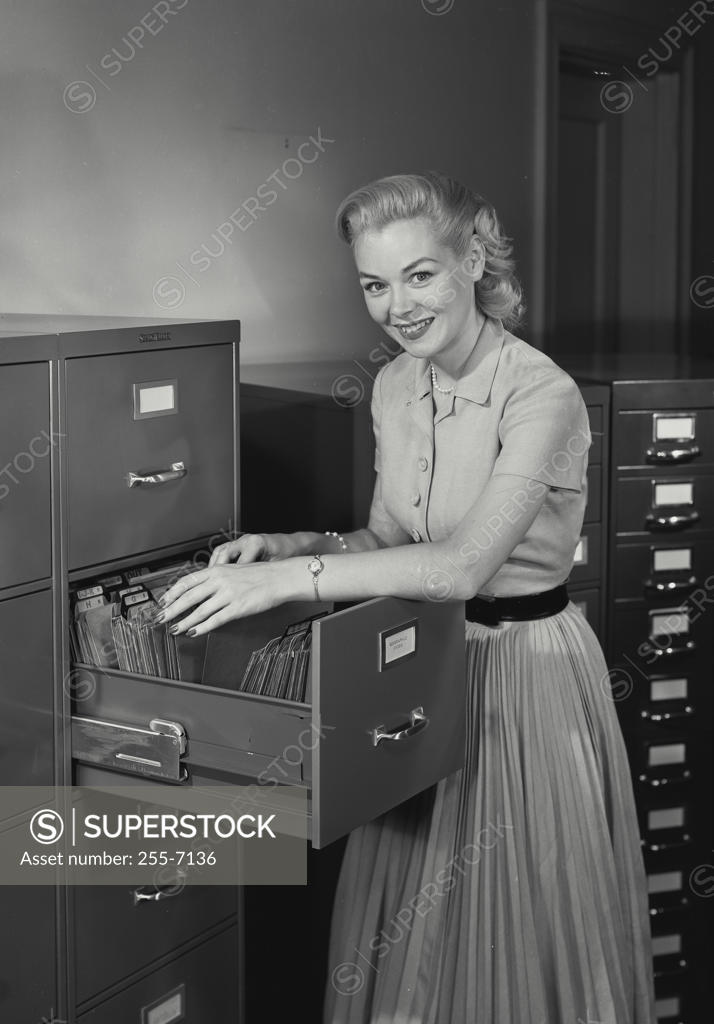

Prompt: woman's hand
[
  {"left": 157, "top": 561, "right": 287, "bottom": 636},
  {"left": 209, "top": 532, "right": 289, "bottom": 567}
]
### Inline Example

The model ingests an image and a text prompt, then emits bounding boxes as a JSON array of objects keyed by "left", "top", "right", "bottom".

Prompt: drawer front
[
  {"left": 614, "top": 408, "right": 714, "bottom": 469},
  {"left": 586, "top": 404, "right": 603, "bottom": 465},
  {"left": 0, "top": 827, "right": 55, "bottom": 1022},
  {"left": 568, "top": 524, "right": 601, "bottom": 586},
  {"left": 0, "top": 362, "right": 52, "bottom": 588},
  {"left": 584, "top": 465, "right": 601, "bottom": 523},
  {"left": 613, "top": 539, "right": 714, "bottom": 602},
  {"left": 0, "top": 589, "right": 54, "bottom": 793},
  {"left": 66, "top": 345, "right": 235, "bottom": 569},
  {"left": 313, "top": 597, "right": 466, "bottom": 847},
  {"left": 569, "top": 587, "right": 600, "bottom": 637},
  {"left": 70, "top": 598, "right": 466, "bottom": 848},
  {"left": 77, "top": 924, "right": 239, "bottom": 1023},
  {"left": 615, "top": 473, "right": 714, "bottom": 537},
  {"left": 74, "top": 881, "right": 238, "bottom": 1004}
]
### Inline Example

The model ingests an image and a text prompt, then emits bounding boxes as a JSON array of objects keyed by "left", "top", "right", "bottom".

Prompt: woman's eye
[
  {"left": 410, "top": 271, "right": 433, "bottom": 284},
  {"left": 364, "top": 281, "right": 386, "bottom": 295}
]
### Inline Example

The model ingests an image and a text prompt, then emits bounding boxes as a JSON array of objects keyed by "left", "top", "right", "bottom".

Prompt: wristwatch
[{"left": 307, "top": 554, "right": 325, "bottom": 600}]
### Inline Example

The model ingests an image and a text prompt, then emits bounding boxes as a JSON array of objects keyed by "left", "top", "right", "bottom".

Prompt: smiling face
[{"left": 353, "top": 217, "right": 485, "bottom": 375}]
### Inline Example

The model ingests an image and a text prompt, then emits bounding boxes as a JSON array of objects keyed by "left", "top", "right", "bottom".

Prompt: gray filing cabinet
[
  {"left": 0, "top": 330, "right": 57, "bottom": 1024},
  {"left": 0, "top": 316, "right": 469, "bottom": 1024}
]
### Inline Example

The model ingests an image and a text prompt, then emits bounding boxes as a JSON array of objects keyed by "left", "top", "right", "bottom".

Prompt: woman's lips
[{"left": 393, "top": 317, "right": 435, "bottom": 341}]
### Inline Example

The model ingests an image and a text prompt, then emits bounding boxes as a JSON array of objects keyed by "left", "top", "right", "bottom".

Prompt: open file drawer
[{"left": 71, "top": 596, "right": 466, "bottom": 848}]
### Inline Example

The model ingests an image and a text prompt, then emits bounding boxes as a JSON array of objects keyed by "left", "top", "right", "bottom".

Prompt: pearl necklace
[{"left": 430, "top": 362, "right": 455, "bottom": 394}]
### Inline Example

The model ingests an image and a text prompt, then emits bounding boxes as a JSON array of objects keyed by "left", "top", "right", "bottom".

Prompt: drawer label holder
[{"left": 71, "top": 716, "right": 189, "bottom": 783}]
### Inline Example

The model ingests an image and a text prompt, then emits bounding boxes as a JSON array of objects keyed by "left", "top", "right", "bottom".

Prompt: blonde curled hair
[{"left": 336, "top": 171, "right": 525, "bottom": 330}]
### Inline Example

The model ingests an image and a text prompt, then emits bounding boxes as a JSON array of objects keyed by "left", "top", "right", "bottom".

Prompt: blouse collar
[{"left": 411, "top": 316, "right": 505, "bottom": 406}]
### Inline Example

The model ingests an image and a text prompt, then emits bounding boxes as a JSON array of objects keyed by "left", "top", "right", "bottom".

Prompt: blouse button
[
  {"left": 410, "top": 492, "right": 421, "bottom": 506},
  {"left": 417, "top": 456, "right": 429, "bottom": 471},
  {"left": 411, "top": 528, "right": 422, "bottom": 542}
]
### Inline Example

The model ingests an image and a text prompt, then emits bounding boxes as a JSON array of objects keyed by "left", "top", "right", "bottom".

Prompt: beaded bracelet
[{"left": 325, "top": 531, "right": 348, "bottom": 552}]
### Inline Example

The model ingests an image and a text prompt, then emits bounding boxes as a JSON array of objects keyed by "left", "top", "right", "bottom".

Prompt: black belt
[{"left": 464, "top": 583, "right": 569, "bottom": 625}]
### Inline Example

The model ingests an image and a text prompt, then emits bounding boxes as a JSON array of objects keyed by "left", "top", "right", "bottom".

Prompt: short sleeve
[
  {"left": 367, "top": 364, "right": 411, "bottom": 546},
  {"left": 492, "top": 367, "right": 591, "bottom": 491}
]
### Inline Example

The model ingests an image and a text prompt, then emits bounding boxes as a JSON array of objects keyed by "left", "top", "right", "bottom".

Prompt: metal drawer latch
[{"left": 71, "top": 716, "right": 189, "bottom": 783}]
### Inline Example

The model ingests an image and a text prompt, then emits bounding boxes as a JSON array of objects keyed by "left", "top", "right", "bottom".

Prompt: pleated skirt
[{"left": 323, "top": 602, "right": 657, "bottom": 1024}]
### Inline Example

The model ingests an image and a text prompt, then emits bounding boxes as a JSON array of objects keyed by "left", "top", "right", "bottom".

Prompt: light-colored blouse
[{"left": 367, "top": 316, "right": 592, "bottom": 597}]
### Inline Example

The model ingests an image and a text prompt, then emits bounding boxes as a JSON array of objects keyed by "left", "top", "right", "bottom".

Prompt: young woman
[{"left": 159, "top": 172, "right": 656, "bottom": 1023}]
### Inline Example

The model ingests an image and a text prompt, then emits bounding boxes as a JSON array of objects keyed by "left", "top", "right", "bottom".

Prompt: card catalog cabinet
[{"left": 604, "top": 375, "right": 714, "bottom": 1024}]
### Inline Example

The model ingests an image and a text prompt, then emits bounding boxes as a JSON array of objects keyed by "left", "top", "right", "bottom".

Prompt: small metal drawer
[
  {"left": 586, "top": 404, "right": 603, "bottom": 465},
  {"left": 613, "top": 539, "right": 714, "bottom": 602},
  {"left": 0, "top": 362, "right": 52, "bottom": 589},
  {"left": 615, "top": 472, "right": 714, "bottom": 537},
  {"left": 71, "top": 597, "right": 466, "bottom": 849},
  {"left": 613, "top": 407, "right": 714, "bottom": 470},
  {"left": 65, "top": 344, "right": 236, "bottom": 570},
  {"left": 568, "top": 587, "right": 600, "bottom": 638},
  {"left": 77, "top": 924, "right": 239, "bottom": 1023},
  {"left": 584, "top": 465, "right": 601, "bottom": 523},
  {"left": 568, "top": 524, "right": 601, "bottom": 586}
]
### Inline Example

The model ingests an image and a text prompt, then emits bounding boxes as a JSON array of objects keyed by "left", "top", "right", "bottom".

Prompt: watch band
[{"left": 307, "top": 554, "right": 325, "bottom": 600}]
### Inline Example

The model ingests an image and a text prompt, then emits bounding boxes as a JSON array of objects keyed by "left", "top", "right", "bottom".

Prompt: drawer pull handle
[
  {"left": 646, "top": 511, "right": 700, "bottom": 531},
  {"left": 638, "top": 769, "right": 692, "bottom": 787},
  {"left": 646, "top": 444, "right": 701, "bottom": 463},
  {"left": 126, "top": 461, "right": 187, "bottom": 488},
  {"left": 644, "top": 575, "right": 698, "bottom": 596},
  {"left": 132, "top": 877, "right": 187, "bottom": 905},
  {"left": 649, "top": 641, "right": 696, "bottom": 659},
  {"left": 641, "top": 705, "right": 694, "bottom": 723},
  {"left": 372, "top": 706, "right": 429, "bottom": 747},
  {"left": 643, "top": 835, "right": 691, "bottom": 854},
  {"left": 649, "top": 896, "right": 690, "bottom": 917}
]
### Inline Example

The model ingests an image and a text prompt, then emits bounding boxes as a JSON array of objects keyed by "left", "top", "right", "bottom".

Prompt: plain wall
[{"left": 0, "top": 0, "right": 537, "bottom": 363}]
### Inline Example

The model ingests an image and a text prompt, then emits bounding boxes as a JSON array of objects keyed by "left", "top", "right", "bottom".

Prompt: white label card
[
  {"left": 648, "top": 743, "right": 686, "bottom": 766},
  {"left": 650, "top": 677, "right": 688, "bottom": 702},
  {"left": 648, "top": 807, "right": 685, "bottom": 830},
  {"left": 653, "top": 548, "right": 691, "bottom": 572},
  {"left": 653, "top": 482, "right": 693, "bottom": 507},
  {"left": 651, "top": 933, "right": 682, "bottom": 957},
  {"left": 573, "top": 536, "right": 588, "bottom": 565},
  {"left": 654, "top": 415, "right": 694, "bottom": 441},
  {"left": 647, "top": 870, "right": 682, "bottom": 894},
  {"left": 655, "top": 996, "right": 680, "bottom": 1017},
  {"left": 383, "top": 626, "right": 416, "bottom": 665},
  {"left": 650, "top": 610, "right": 689, "bottom": 636},
  {"left": 143, "top": 985, "right": 184, "bottom": 1024},
  {"left": 133, "top": 379, "right": 178, "bottom": 419}
]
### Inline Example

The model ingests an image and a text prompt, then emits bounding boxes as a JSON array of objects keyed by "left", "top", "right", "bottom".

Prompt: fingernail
[
  {"left": 158, "top": 596, "right": 168, "bottom": 608},
  {"left": 169, "top": 625, "right": 180, "bottom": 635},
  {"left": 154, "top": 611, "right": 166, "bottom": 623},
  {"left": 187, "top": 628, "right": 197, "bottom": 638}
]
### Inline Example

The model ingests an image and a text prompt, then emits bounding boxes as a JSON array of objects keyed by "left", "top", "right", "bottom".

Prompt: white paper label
[
  {"left": 655, "top": 995, "right": 680, "bottom": 1017},
  {"left": 654, "top": 415, "right": 694, "bottom": 441},
  {"left": 650, "top": 677, "right": 688, "bottom": 702},
  {"left": 649, "top": 743, "right": 686, "bottom": 766},
  {"left": 651, "top": 933, "right": 681, "bottom": 957},
  {"left": 145, "top": 989, "right": 183, "bottom": 1024},
  {"left": 648, "top": 807, "right": 685, "bottom": 830},
  {"left": 653, "top": 548, "right": 691, "bottom": 572},
  {"left": 650, "top": 610, "right": 689, "bottom": 637},
  {"left": 573, "top": 536, "right": 588, "bottom": 565},
  {"left": 383, "top": 625, "right": 416, "bottom": 664},
  {"left": 653, "top": 481, "right": 693, "bottom": 507},
  {"left": 647, "top": 870, "right": 682, "bottom": 894},
  {"left": 139, "top": 383, "right": 176, "bottom": 415}
]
